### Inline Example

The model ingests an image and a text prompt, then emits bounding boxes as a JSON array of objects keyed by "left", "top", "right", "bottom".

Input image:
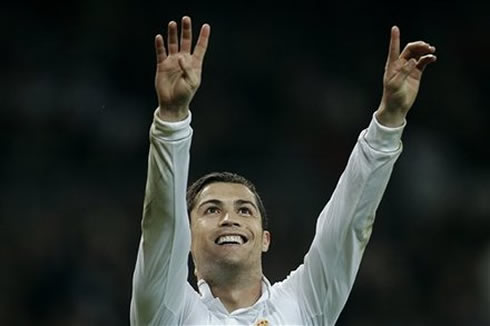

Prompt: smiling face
[{"left": 189, "top": 182, "right": 270, "bottom": 279}]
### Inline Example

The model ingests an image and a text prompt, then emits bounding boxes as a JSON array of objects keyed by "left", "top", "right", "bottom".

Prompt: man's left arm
[{"left": 279, "top": 26, "right": 437, "bottom": 325}]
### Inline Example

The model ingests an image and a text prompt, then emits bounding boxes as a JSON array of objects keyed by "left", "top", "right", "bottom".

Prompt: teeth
[{"left": 217, "top": 235, "right": 244, "bottom": 245}]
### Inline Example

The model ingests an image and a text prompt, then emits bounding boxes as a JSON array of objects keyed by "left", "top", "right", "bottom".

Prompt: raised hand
[
  {"left": 376, "top": 26, "right": 437, "bottom": 127},
  {"left": 155, "top": 16, "right": 210, "bottom": 121}
]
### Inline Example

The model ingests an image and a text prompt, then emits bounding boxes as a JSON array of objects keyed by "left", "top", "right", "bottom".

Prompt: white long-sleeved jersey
[{"left": 130, "top": 109, "right": 405, "bottom": 326}]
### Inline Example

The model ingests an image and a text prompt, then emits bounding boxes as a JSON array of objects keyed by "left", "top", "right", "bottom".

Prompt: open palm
[{"left": 155, "top": 17, "right": 210, "bottom": 121}]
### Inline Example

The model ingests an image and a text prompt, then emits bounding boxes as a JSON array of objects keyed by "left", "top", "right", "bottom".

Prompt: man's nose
[{"left": 219, "top": 212, "right": 241, "bottom": 227}]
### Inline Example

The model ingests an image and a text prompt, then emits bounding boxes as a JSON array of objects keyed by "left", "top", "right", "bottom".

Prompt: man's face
[{"left": 190, "top": 182, "right": 270, "bottom": 276}]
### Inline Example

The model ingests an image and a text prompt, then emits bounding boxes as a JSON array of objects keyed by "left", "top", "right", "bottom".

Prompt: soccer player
[{"left": 130, "top": 16, "right": 436, "bottom": 325}]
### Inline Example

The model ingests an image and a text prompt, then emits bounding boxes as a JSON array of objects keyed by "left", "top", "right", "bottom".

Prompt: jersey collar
[{"left": 197, "top": 276, "right": 272, "bottom": 315}]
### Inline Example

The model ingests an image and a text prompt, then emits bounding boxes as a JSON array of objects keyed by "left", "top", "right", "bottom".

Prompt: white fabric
[{"left": 130, "top": 109, "right": 404, "bottom": 326}]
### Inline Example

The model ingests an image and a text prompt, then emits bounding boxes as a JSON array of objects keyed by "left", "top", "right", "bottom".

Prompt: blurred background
[{"left": 1, "top": 0, "right": 489, "bottom": 325}]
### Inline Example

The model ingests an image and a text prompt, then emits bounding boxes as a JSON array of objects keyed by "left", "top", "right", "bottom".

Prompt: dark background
[{"left": 1, "top": 1, "right": 489, "bottom": 325}]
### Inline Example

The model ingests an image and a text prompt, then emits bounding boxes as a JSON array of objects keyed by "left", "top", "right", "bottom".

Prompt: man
[{"left": 130, "top": 16, "right": 436, "bottom": 325}]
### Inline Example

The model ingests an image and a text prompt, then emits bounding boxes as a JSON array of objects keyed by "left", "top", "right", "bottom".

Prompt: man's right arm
[
  {"left": 130, "top": 110, "right": 193, "bottom": 325},
  {"left": 130, "top": 17, "right": 210, "bottom": 325}
]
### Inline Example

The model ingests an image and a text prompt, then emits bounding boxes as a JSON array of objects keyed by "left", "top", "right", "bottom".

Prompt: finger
[
  {"left": 180, "top": 16, "right": 192, "bottom": 53},
  {"left": 416, "top": 54, "right": 437, "bottom": 72},
  {"left": 193, "top": 24, "right": 211, "bottom": 64},
  {"left": 400, "top": 41, "right": 435, "bottom": 61},
  {"left": 167, "top": 21, "right": 179, "bottom": 55},
  {"left": 386, "top": 26, "right": 400, "bottom": 68},
  {"left": 155, "top": 34, "right": 167, "bottom": 63}
]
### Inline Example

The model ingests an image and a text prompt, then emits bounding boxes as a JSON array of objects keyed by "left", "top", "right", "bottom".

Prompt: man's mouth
[{"left": 215, "top": 234, "right": 247, "bottom": 245}]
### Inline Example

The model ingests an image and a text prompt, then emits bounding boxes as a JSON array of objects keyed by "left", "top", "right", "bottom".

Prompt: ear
[{"left": 262, "top": 230, "right": 271, "bottom": 252}]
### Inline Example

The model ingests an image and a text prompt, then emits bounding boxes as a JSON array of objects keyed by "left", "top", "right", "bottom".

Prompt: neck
[{"left": 200, "top": 266, "right": 263, "bottom": 313}]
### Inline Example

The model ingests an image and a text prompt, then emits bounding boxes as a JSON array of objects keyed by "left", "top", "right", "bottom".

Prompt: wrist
[
  {"left": 157, "top": 105, "right": 189, "bottom": 122},
  {"left": 375, "top": 104, "right": 406, "bottom": 128}
]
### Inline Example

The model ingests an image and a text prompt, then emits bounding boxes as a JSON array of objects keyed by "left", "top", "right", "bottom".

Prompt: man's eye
[
  {"left": 205, "top": 207, "right": 220, "bottom": 214},
  {"left": 238, "top": 207, "right": 252, "bottom": 215}
]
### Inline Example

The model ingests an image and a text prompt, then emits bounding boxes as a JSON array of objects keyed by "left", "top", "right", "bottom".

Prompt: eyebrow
[
  {"left": 197, "top": 199, "right": 258, "bottom": 211},
  {"left": 198, "top": 199, "right": 222, "bottom": 209}
]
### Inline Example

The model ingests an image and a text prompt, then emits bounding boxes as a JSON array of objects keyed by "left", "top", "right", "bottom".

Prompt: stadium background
[{"left": 1, "top": 1, "right": 489, "bottom": 325}]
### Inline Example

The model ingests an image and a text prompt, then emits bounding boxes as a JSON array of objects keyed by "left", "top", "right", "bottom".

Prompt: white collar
[{"left": 197, "top": 276, "right": 272, "bottom": 315}]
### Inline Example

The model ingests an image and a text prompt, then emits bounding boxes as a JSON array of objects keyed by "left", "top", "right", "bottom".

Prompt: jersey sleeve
[
  {"left": 277, "top": 113, "right": 405, "bottom": 325},
  {"left": 130, "top": 109, "right": 193, "bottom": 326}
]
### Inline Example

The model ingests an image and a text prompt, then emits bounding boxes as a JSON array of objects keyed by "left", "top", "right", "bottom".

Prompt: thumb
[
  {"left": 178, "top": 56, "right": 199, "bottom": 88},
  {"left": 392, "top": 58, "right": 417, "bottom": 86}
]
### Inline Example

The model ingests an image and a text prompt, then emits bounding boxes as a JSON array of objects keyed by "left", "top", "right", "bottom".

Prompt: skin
[
  {"left": 376, "top": 26, "right": 437, "bottom": 127},
  {"left": 153, "top": 16, "right": 436, "bottom": 311},
  {"left": 154, "top": 16, "right": 210, "bottom": 121},
  {"left": 190, "top": 182, "right": 270, "bottom": 312}
]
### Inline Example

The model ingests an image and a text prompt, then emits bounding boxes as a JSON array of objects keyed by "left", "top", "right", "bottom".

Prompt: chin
[
  {"left": 204, "top": 254, "right": 248, "bottom": 274},
  {"left": 216, "top": 255, "right": 246, "bottom": 268}
]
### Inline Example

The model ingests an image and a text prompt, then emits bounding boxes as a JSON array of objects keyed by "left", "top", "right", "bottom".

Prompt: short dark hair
[{"left": 187, "top": 172, "right": 268, "bottom": 229}]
